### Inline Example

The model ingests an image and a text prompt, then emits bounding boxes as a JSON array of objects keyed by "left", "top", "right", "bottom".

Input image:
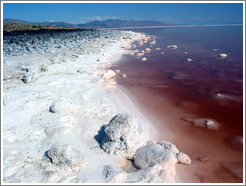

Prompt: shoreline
[{"left": 3, "top": 29, "right": 186, "bottom": 183}]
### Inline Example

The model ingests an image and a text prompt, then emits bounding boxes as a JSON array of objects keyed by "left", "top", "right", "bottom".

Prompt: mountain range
[{"left": 3, "top": 18, "right": 170, "bottom": 29}]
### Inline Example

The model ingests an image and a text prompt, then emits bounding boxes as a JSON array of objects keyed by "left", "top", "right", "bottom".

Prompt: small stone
[
  {"left": 142, "top": 57, "right": 147, "bottom": 62},
  {"left": 102, "top": 70, "right": 116, "bottom": 80},
  {"left": 187, "top": 58, "right": 192, "bottom": 62},
  {"left": 156, "top": 48, "right": 161, "bottom": 51},
  {"left": 137, "top": 53, "right": 144, "bottom": 57},
  {"left": 167, "top": 45, "right": 178, "bottom": 49},
  {"left": 144, "top": 48, "right": 151, "bottom": 53},
  {"left": 219, "top": 54, "right": 227, "bottom": 58},
  {"left": 150, "top": 41, "right": 156, "bottom": 45},
  {"left": 122, "top": 74, "right": 127, "bottom": 78},
  {"left": 176, "top": 152, "right": 191, "bottom": 165},
  {"left": 130, "top": 52, "right": 135, "bottom": 56}
]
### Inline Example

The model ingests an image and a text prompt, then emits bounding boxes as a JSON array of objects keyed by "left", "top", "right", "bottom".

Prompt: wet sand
[{"left": 111, "top": 27, "right": 243, "bottom": 182}]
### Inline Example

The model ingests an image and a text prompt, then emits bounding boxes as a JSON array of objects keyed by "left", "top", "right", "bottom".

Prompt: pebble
[
  {"left": 219, "top": 54, "right": 227, "bottom": 58},
  {"left": 142, "top": 57, "right": 147, "bottom": 62}
]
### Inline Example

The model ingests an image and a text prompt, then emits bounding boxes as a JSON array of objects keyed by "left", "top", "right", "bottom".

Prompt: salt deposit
[
  {"left": 3, "top": 29, "right": 190, "bottom": 183},
  {"left": 219, "top": 53, "right": 227, "bottom": 58},
  {"left": 167, "top": 45, "right": 178, "bottom": 49}
]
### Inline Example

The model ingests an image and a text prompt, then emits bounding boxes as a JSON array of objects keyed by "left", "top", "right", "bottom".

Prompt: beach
[{"left": 2, "top": 29, "right": 193, "bottom": 183}]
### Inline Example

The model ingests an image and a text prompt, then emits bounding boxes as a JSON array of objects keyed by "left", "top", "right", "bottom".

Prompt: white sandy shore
[
  {"left": 2, "top": 29, "right": 194, "bottom": 183},
  {"left": 2, "top": 30, "right": 156, "bottom": 183}
]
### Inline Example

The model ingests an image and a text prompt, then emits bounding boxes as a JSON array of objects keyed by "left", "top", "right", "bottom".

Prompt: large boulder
[
  {"left": 45, "top": 144, "right": 86, "bottom": 171},
  {"left": 101, "top": 114, "right": 148, "bottom": 158},
  {"left": 133, "top": 143, "right": 177, "bottom": 170}
]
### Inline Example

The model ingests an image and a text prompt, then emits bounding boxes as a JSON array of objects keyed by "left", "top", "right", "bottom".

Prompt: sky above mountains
[{"left": 3, "top": 3, "right": 243, "bottom": 25}]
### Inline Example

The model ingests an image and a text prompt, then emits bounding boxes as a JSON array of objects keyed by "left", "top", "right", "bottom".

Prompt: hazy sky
[{"left": 3, "top": 3, "right": 243, "bottom": 24}]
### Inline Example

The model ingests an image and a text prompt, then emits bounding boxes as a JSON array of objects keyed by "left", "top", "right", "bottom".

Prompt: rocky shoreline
[{"left": 3, "top": 29, "right": 191, "bottom": 183}]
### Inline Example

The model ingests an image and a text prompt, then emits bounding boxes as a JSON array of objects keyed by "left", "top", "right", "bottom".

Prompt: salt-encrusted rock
[
  {"left": 167, "top": 45, "right": 178, "bottom": 49},
  {"left": 132, "top": 45, "right": 136, "bottom": 48},
  {"left": 142, "top": 57, "right": 147, "bottom": 62},
  {"left": 123, "top": 46, "right": 131, "bottom": 50},
  {"left": 182, "top": 118, "right": 219, "bottom": 130},
  {"left": 134, "top": 50, "right": 139, "bottom": 53},
  {"left": 115, "top": 69, "right": 120, "bottom": 74},
  {"left": 137, "top": 53, "right": 144, "bottom": 57},
  {"left": 226, "top": 135, "right": 243, "bottom": 151},
  {"left": 103, "top": 165, "right": 127, "bottom": 183},
  {"left": 176, "top": 152, "right": 191, "bottom": 165},
  {"left": 156, "top": 48, "right": 161, "bottom": 51},
  {"left": 187, "top": 58, "right": 192, "bottom": 62},
  {"left": 101, "top": 114, "right": 147, "bottom": 158},
  {"left": 219, "top": 54, "right": 227, "bottom": 58},
  {"left": 102, "top": 70, "right": 116, "bottom": 80},
  {"left": 138, "top": 42, "right": 143, "bottom": 46},
  {"left": 122, "top": 74, "right": 127, "bottom": 78},
  {"left": 127, "top": 164, "right": 175, "bottom": 183},
  {"left": 144, "top": 48, "right": 151, "bottom": 53},
  {"left": 23, "top": 70, "right": 40, "bottom": 84},
  {"left": 130, "top": 52, "right": 135, "bottom": 56},
  {"left": 133, "top": 143, "right": 177, "bottom": 169},
  {"left": 157, "top": 141, "right": 179, "bottom": 154},
  {"left": 22, "top": 65, "right": 48, "bottom": 84},
  {"left": 40, "top": 64, "right": 48, "bottom": 72},
  {"left": 150, "top": 41, "right": 156, "bottom": 45},
  {"left": 49, "top": 100, "right": 73, "bottom": 113},
  {"left": 45, "top": 144, "right": 86, "bottom": 171}
]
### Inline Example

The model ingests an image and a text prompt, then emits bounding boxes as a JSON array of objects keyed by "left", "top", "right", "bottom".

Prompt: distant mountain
[
  {"left": 4, "top": 18, "right": 170, "bottom": 29},
  {"left": 77, "top": 19, "right": 169, "bottom": 28},
  {"left": 3, "top": 18, "right": 30, "bottom": 24},
  {"left": 3, "top": 18, "right": 78, "bottom": 28}
]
